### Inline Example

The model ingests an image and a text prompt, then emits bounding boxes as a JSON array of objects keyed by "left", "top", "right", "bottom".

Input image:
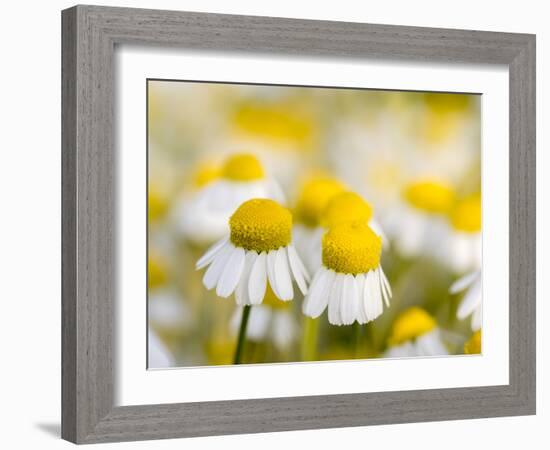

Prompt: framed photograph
[{"left": 61, "top": 5, "right": 536, "bottom": 444}]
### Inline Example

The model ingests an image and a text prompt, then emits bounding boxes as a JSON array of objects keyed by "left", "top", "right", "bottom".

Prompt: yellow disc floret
[
  {"left": 450, "top": 193, "right": 482, "bottom": 232},
  {"left": 229, "top": 199, "right": 292, "bottom": 252},
  {"left": 464, "top": 330, "right": 482, "bottom": 354},
  {"left": 322, "top": 223, "right": 381, "bottom": 275},
  {"left": 295, "top": 177, "right": 345, "bottom": 227},
  {"left": 193, "top": 162, "right": 221, "bottom": 188},
  {"left": 222, "top": 153, "right": 265, "bottom": 181},
  {"left": 321, "top": 191, "right": 373, "bottom": 228},
  {"left": 388, "top": 307, "right": 437, "bottom": 346},
  {"left": 403, "top": 180, "right": 456, "bottom": 214}
]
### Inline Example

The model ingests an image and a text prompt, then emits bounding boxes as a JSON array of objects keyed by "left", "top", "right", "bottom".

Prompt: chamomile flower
[
  {"left": 464, "top": 330, "right": 482, "bottom": 354},
  {"left": 303, "top": 222, "right": 391, "bottom": 326},
  {"left": 177, "top": 153, "right": 285, "bottom": 244},
  {"left": 446, "top": 193, "right": 482, "bottom": 273},
  {"left": 196, "top": 198, "right": 309, "bottom": 304},
  {"left": 450, "top": 270, "right": 482, "bottom": 331},
  {"left": 230, "top": 287, "right": 297, "bottom": 350},
  {"left": 386, "top": 179, "right": 456, "bottom": 259},
  {"left": 384, "top": 307, "right": 448, "bottom": 358},
  {"left": 292, "top": 177, "right": 346, "bottom": 273}
]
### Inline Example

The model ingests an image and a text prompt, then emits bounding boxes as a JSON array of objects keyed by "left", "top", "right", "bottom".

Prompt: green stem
[
  {"left": 234, "top": 305, "right": 251, "bottom": 364},
  {"left": 301, "top": 317, "right": 320, "bottom": 361}
]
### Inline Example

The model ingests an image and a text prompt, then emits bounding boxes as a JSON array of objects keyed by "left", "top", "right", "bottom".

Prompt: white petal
[
  {"left": 450, "top": 270, "right": 479, "bottom": 294},
  {"left": 235, "top": 251, "right": 257, "bottom": 305},
  {"left": 303, "top": 268, "right": 335, "bottom": 318},
  {"left": 355, "top": 274, "right": 368, "bottom": 324},
  {"left": 369, "top": 218, "right": 388, "bottom": 247},
  {"left": 273, "top": 247, "right": 294, "bottom": 301},
  {"left": 202, "top": 243, "right": 234, "bottom": 290},
  {"left": 286, "top": 245, "right": 308, "bottom": 294},
  {"left": 267, "top": 250, "right": 281, "bottom": 299},
  {"left": 471, "top": 304, "right": 482, "bottom": 331},
  {"left": 457, "top": 278, "right": 482, "bottom": 319},
  {"left": 364, "top": 270, "right": 383, "bottom": 322},
  {"left": 379, "top": 266, "right": 392, "bottom": 305},
  {"left": 248, "top": 252, "right": 267, "bottom": 305},
  {"left": 267, "top": 178, "right": 287, "bottom": 205},
  {"left": 341, "top": 274, "right": 360, "bottom": 325},
  {"left": 288, "top": 243, "right": 310, "bottom": 282},
  {"left": 216, "top": 246, "right": 245, "bottom": 298},
  {"left": 196, "top": 237, "right": 230, "bottom": 270},
  {"left": 328, "top": 274, "right": 344, "bottom": 325}
]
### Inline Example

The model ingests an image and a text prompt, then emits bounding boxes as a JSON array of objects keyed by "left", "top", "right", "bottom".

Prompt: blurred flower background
[{"left": 147, "top": 80, "right": 481, "bottom": 368}]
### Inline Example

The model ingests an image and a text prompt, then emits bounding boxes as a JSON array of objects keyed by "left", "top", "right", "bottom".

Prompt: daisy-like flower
[
  {"left": 196, "top": 198, "right": 309, "bottom": 304},
  {"left": 230, "top": 286, "right": 297, "bottom": 351},
  {"left": 292, "top": 176, "right": 346, "bottom": 273},
  {"left": 446, "top": 193, "right": 482, "bottom": 273},
  {"left": 303, "top": 222, "right": 391, "bottom": 326},
  {"left": 464, "top": 329, "right": 482, "bottom": 355},
  {"left": 450, "top": 270, "right": 482, "bottom": 331},
  {"left": 386, "top": 179, "right": 456, "bottom": 259},
  {"left": 177, "top": 153, "right": 285, "bottom": 244},
  {"left": 384, "top": 307, "right": 448, "bottom": 358}
]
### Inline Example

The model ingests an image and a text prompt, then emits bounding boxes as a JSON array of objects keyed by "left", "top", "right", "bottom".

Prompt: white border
[{"left": 115, "top": 46, "right": 509, "bottom": 406}]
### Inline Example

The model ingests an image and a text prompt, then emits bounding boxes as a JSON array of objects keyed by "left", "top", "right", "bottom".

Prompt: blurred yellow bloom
[
  {"left": 388, "top": 307, "right": 437, "bottom": 346},
  {"left": 450, "top": 193, "right": 482, "bottom": 233},
  {"left": 222, "top": 153, "right": 265, "bottom": 181},
  {"left": 232, "top": 102, "right": 315, "bottom": 147},
  {"left": 294, "top": 177, "right": 345, "bottom": 228},
  {"left": 148, "top": 253, "right": 168, "bottom": 289},
  {"left": 464, "top": 330, "right": 482, "bottom": 354},
  {"left": 321, "top": 191, "right": 373, "bottom": 229},
  {"left": 148, "top": 187, "right": 169, "bottom": 222},
  {"left": 193, "top": 162, "right": 221, "bottom": 188},
  {"left": 262, "top": 285, "right": 292, "bottom": 310},
  {"left": 403, "top": 180, "right": 456, "bottom": 214}
]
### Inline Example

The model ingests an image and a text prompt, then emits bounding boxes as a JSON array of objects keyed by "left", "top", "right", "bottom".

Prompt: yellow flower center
[
  {"left": 322, "top": 223, "right": 381, "bottom": 275},
  {"left": 403, "top": 180, "right": 456, "bottom": 214},
  {"left": 464, "top": 330, "right": 482, "bottom": 354},
  {"left": 450, "top": 193, "right": 482, "bottom": 232},
  {"left": 222, "top": 153, "right": 265, "bottom": 181},
  {"left": 388, "top": 307, "right": 437, "bottom": 346},
  {"left": 321, "top": 191, "right": 373, "bottom": 228},
  {"left": 229, "top": 199, "right": 292, "bottom": 252},
  {"left": 193, "top": 162, "right": 221, "bottom": 187},
  {"left": 295, "top": 177, "right": 345, "bottom": 227}
]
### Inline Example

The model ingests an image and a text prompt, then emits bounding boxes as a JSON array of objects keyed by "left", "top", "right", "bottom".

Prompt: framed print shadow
[{"left": 61, "top": 4, "right": 536, "bottom": 444}]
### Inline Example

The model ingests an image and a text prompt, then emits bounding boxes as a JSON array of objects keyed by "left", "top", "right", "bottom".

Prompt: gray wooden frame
[{"left": 61, "top": 4, "right": 536, "bottom": 444}]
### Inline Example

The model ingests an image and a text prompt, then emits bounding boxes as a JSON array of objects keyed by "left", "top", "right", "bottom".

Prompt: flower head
[
  {"left": 450, "top": 193, "right": 481, "bottom": 233},
  {"left": 387, "top": 307, "right": 437, "bottom": 347},
  {"left": 222, "top": 153, "right": 265, "bottom": 181},
  {"left": 294, "top": 177, "right": 345, "bottom": 228},
  {"left": 321, "top": 191, "right": 373, "bottom": 229},
  {"left": 196, "top": 199, "right": 309, "bottom": 305},
  {"left": 403, "top": 180, "right": 455, "bottom": 215},
  {"left": 303, "top": 222, "right": 390, "bottom": 326},
  {"left": 464, "top": 330, "right": 482, "bottom": 354}
]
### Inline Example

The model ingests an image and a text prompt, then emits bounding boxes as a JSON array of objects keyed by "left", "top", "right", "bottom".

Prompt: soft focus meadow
[{"left": 147, "top": 80, "right": 482, "bottom": 368}]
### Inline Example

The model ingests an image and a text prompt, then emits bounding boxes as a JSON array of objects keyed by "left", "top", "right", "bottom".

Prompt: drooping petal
[
  {"left": 273, "top": 247, "right": 293, "bottom": 301},
  {"left": 303, "top": 267, "right": 335, "bottom": 318},
  {"left": 196, "top": 236, "right": 230, "bottom": 270},
  {"left": 471, "top": 304, "right": 482, "bottom": 331},
  {"left": 203, "top": 243, "right": 234, "bottom": 290},
  {"left": 267, "top": 250, "right": 281, "bottom": 299},
  {"left": 216, "top": 246, "right": 246, "bottom": 298},
  {"left": 340, "top": 274, "right": 360, "bottom": 325},
  {"left": 248, "top": 251, "right": 267, "bottom": 305},
  {"left": 355, "top": 274, "right": 368, "bottom": 324},
  {"left": 235, "top": 251, "right": 257, "bottom": 305},
  {"left": 379, "top": 266, "right": 392, "bottom": 306},
  {"left": 286, "top": 245, "right": 308, "bottom": 295},
  {"left": 457, "top": 278, "right": 482, "bottom": 319},
  {"left": 328, "top": 274, "right": 344, "bottom": 325},
  {"left": 450, "top": 270, "right": 479, "bottom": 294}
]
